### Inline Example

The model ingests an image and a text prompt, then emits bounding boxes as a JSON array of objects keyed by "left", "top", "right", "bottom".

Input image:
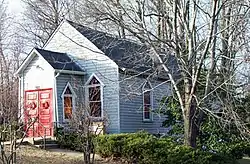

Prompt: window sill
[
  {"left": 89, "top": 116, "right": 105, "bottom": 122},
  {"left": 143, "top": 119, "right": 153, "bottom": 123},
  {"left": 63, "top": 119, "right": 71, "bottom": 123}
]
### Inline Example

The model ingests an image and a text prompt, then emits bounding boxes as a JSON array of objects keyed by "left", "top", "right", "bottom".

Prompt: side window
[
  {"left": 143, "top": 82, "right": 153, "bottom": 121},
  {"left": 86, "top": 74, "right": 103, "bottom": 118},
  {"left": 62, "top": 83, "right": 75, "bottom": 120}
]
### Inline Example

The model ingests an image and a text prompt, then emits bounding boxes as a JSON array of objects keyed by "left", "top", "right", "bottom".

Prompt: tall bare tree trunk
[{"left": 183, "top": 97, "right": 198, "bottom": 147}]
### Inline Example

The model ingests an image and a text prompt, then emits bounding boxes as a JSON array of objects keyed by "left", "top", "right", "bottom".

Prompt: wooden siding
[
  {"left": 56, "top": 74, "right": 84, "bottom": 124},
  {"left": 22, "top": 53, "right": 54, "bottom": 121},
  {"left": 23, "top": 54, "right": 54, "bottom": 90},
  {"left": 119, "top": 74, "right": 171, "bottom": 134},
  {"left": 44, "top": 21, "right": 120, "bottom": 133}
]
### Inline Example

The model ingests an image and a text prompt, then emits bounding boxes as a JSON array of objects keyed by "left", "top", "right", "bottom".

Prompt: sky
[
  {"left": 4, "top": 0, "right": 28, "bottom": 55},
  {"left": 7, "top": 0, "right": 23, "bottom": 15}
]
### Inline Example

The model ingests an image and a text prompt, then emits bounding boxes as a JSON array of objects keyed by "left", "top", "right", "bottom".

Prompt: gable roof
[
  {"left": 67, "top": 21, "right": 178, "bottom": 78},
  {"left": 35, "top": 48, "right": 83, "bottom": 72},
  {"left": 68, "top": 21, "right": 149, "bottom": 71},
  {"left": 16, "top": 20, "right": 178, "bottom": 79},
  {"left": 15, "top": 47, "right": 85, "bottom": 76}
]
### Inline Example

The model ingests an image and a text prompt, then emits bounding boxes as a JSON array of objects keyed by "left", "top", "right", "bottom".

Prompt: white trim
[
  {"left": 18, "top": 76, "right": 21, "bottom": 119},
  {"left": 15, "top": 48, "right": 55, "bottom": 76},
  {"left": 54, "top": 72, "right": 60, "bottom": 127},
  {"left": 61, "top": 82, "right": 77, "bottom": 98},
  {"left": 43, "top": 19, "right": 66, "bottom": 48},
  {"left": 21, "top": 72, "right": 25, "bottom": 122},
  {"left": 61, "top": 82, "right": 76, "bottom": 122},
  {"left": 117, "top": 72, "right": 120, "bottom": 133},
  {"left": 85, "top": 74, "right": 104, "bottom": 118},
  {"left": 142, "top": 82, "right": 153, "bottom": 122},
  {"left": 85, "top": 73, "right": 104, "bottom": 86},
  {"left": 15, "top": 48, "right": 36, "bottom": 76},
  {"left": 55, "top": 69, "right": 86, "bottom": 75},
  {"left": 18, "top": 75, "right": 24, "bottom": 122}
]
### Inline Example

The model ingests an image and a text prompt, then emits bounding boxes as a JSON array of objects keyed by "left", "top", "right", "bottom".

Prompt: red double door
[{"left": 24, "top": 88, "right": 53, "bottom": 137}]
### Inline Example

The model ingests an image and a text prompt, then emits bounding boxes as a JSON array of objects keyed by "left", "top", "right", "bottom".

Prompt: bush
[
  {"left": 95, "top": 133, "right": 129, "bottom": 157},
  {"left": 95, "top": 131, "right": 241, "bottom": 164},
  {"left": 56, "top": 129, "right": 249, "bottom": 164},
  {"left": 215, "top": 141, "right": 250, "bottom": 160},
  {"left": 55, "top": 127, "right": 87, "bottom": 151},
  {"left": 0, "top": 122, "right": 24, "bottom": 141}
]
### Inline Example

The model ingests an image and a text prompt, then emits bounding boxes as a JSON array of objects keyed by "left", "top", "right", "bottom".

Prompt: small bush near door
[{"left": 55, "top": 127, "right": 86, "bottom": 151}]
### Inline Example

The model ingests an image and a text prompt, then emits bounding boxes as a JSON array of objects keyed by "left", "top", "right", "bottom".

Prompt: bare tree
[
  {"left": 76, "top": 0, "right": 250, "bottom": 147},
  {"left": 0, "top": 116, "right": 38, "bottom": 164},
  {"left": 61, "top": 80, "right": 107, "bottom": 164},
  {"left": 0, "top": 0, "right": 22, "bottom": 125},
  {"left": 0, "top": 1, "right": 32, "bottom": 163},
  {"left": 21, "top": 0, "right": 76, "bottom": 46},
  {"left": 68, "top": 106, "right": 106, "bottom": 164}
]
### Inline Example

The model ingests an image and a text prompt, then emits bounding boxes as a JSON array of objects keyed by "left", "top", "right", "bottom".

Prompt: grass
[
  {"left": 3, "top": 145, "right": 249, "bottom": 164},
  {"left": 16, "top": 146, "right": 81, "bottom": 164},
  {"left": 2, "top": 145, "right": 121, "bottom": 164}
]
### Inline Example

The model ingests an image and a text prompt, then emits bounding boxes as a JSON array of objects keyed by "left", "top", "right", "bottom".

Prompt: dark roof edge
[
  {"left": 118, "top": 68, "right": 170, "bottom": 81},
  {"left": 35, "top": 48, "right": 85, "bottom": 72},
  {"left": 35, "top": 47, "right": 66, "bottom": 55}
]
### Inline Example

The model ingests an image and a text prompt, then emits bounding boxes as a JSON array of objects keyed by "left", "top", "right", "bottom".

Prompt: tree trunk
[{"left": 183, "top": 97, "right": 198, "bottom": 148}]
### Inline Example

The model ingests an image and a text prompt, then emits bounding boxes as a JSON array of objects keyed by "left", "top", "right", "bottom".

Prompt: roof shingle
[
  {"left": 35, "top": 48, "right": 83, "bottom": 72},
  {"left": 68, "top": 21, "right": 179, "bottom": 78}
]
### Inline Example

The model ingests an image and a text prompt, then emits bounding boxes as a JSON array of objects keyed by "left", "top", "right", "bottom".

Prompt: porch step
[
  {"left": 33, "top": 138, "right": 57, "bottom": 145},
  {"left": 3, "top": 137, "right": 59, "bottom": 149},
  {"left": 33, "top": 138, "right": 59, "bottom": 149},
  {"left": 34, "top": 143, "right": 59, "bottom": 149}
]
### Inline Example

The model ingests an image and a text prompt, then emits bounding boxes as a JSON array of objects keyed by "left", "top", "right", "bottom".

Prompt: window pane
[
  {"left": 144, "top": 105, "right": 150, "bottom": 119},
  {"left": 89, "top": 86, "right": 100, "bottom": 101},
  {"left": 65, "top": 87, "right": 72, "bottom": 94},
  {"left": 143, "top": 90, "right": 151, "bottom": 120},
  {"left": 89, "top": 76, "right": 100, "bottom": 85},
  {"left": 144, "top": 91, "right": 150, "bottom": 104},
  {"left": 64, "top": 97, "right": 72, "bottom": 119},
  {"left": 90, "top": 102, "right": 101, "bottom": 117}
]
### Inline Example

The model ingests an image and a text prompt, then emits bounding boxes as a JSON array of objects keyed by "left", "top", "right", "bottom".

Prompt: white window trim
[
  {"left": 142, "top": 82, "right": 153, "bottom": 122},
  {"left": 85, "top": 73, "right": 104, "bottom": 86},
  {"left": 61, "top": 82, "right": 76, "bottom": 122},
  {"left": 85, "top": 73, "right": 104, "bottom": 118}
]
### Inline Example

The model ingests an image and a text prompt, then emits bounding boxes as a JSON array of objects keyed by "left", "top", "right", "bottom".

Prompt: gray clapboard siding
[
  {"left": 56, "top": 74, "right": 85, "bottom": 124},
  {"left": 44, "top": 22, "right": 120, "bottom": 133},
  {"left": 78, "top": 60, "right": 120, "bottom": 134},
  {"left": 43, "top": 21, "right": 170, "bottom": 134},
  {"left": 119, "top": 73, "right": 171, "bottom": 133}
]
